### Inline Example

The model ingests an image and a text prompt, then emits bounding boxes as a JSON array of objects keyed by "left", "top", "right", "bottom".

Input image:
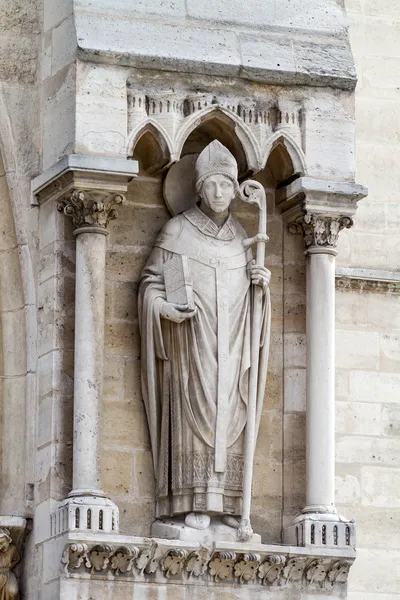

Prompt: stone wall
[
  {"left": 338, "top": 2, "right": 400, "bottom": 598},
  {"left": 339, "top": 0, "right": 400, "bottom": 272},
  {"left": 0, "top": 0, "right": 39, "bottom": 522},
  {"left": 73, "top": 0, "right": 355, "bottom": 88},
  {"left": 0, "top": 0, "right": 398, "bottom": 598},
  {"left": 0, "top": 3, "right": 40, "bottom": 598}
]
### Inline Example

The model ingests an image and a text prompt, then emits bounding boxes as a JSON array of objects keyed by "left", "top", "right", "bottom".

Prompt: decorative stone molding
[
  {"left": 57, "top": 189, "right": 125, "bottom": 232},
  {"left": 288, "top": 213, "right": 354, "bottom": 249},
  {"left": 51, "top": 497, "right": 119, "bottom": 537},
  {"left": 62, "top": 543, "right": 89, "bottom": 572},
  {"left": 61, "top": 536, "right": 355, "bottom": 590},
  {"left": 161, "top": 548, "right": 188, "bottom": 578},
  {"left": 125, "top": 84, "right": 306, "bottom": 173},
  {"left": 276, "top": 176, "right": 367, "bottom": 251},
  {"left": 31, "top": 154, "right": 138, "bottom": 208},
  {"left": 126, "top": 88, "right": 298, "bottom": 131},
  {"left": 258, "top": 554, "right": 286, "bottom": 584},
  {"left": 335, "top": 267, "right": 400, "bottom": 295}
]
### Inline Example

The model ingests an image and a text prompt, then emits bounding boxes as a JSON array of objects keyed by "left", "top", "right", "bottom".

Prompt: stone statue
[
  {"left": 0, "top": 528, "right": 19, "bottom": 600},
  {"left": 138, "top": 140, "right": 271, "bottom": 537}
]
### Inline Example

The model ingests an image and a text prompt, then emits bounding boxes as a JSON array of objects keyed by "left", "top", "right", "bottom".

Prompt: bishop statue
[{"left": 138, "top": 140, "right": 271, "bottom": 536}]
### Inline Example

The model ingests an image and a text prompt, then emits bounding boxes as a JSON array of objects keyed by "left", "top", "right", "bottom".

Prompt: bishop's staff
[{"left": 237, "top": 180, "right": 271, "bottom": 542}]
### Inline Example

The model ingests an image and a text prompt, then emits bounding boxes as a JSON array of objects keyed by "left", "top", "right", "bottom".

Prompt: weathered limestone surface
[
  {"left": 333, "top": 2, "right": 400, "bottom": 597},
  {"left": 0, "top": 0, "right": 398, "bottom": 598},
  {"left": 40, "top": 1, "right": 358, "bottom": 167},
  {"left": 339, "top": 1, "right": 400, "bottom": 273},
  {"left": 72, "top": 0, "right": 355, "bottom": 88}
]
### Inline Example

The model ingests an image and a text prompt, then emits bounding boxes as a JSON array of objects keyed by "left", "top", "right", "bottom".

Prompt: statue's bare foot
[
  {"left": 185, "top": 512, "right": 211, "bottom": 530},
  {"left": 222, "top": 515, "right": 241, "bottom": 529}
]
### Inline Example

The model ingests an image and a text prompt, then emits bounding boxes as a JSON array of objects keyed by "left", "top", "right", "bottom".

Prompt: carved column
[
  {"left": 277, "top": 177, "right": 367, "bottom": 549},
  {"left": 58, "top": 191, "right": 123, "bottom": 501},
  {"left": 290, "top": 214, "right": 352, "bottom": 516},
  {"left": 32, "top": 156, "right": 138, "bottom": 535}
]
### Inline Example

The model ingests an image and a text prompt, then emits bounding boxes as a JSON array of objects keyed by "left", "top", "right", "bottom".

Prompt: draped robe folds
[{"left": 138, "top": 205, "right": 269, "bottom": 518}]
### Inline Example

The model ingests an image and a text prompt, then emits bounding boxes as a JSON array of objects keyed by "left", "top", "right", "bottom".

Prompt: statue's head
[
  {"left": 195, "top": 140, "right": 239, "bottom": 213},
  {"left": 0, "top": 528, "right": 12, "bottom": 553}
]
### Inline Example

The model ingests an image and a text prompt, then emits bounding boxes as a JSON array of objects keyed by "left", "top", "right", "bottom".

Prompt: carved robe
[{"left": 138, "top": 205, "right": 269, "bottom": 517}]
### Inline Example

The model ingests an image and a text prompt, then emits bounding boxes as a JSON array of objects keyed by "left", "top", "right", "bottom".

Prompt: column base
[
  {"left": 51, "top": 494, "right": 119, "bottom": 537},
  {"left": 283, "top": 512, "right": 356, "bottom": 550}
]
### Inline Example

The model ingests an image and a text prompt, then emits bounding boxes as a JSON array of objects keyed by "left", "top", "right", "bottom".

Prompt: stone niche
[
  {"left": 105, "top": 77, "right": 310, "bottom": 542},
  {"left": 35, "top": 67, "right": 362, "bottom": 599}
]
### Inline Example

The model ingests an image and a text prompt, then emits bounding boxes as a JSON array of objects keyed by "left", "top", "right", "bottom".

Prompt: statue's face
[{"left": 200, "top": 174, "right": 236, "bottom": 213}]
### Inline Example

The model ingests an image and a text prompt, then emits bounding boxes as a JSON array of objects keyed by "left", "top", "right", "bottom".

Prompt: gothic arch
[
  {"left": 127, "top": 120, "right": 173, "bottom": 174},
  {"left": 175, "top": 106, "right": 262, "bottom": 174},
  {"left": 261, "top": 130, "right": 307, "bottom": 178}
]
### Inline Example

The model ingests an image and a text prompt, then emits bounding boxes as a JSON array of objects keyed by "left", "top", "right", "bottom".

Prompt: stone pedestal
[
  {"left": 51, "top": 496, "right": 119, "bottom": 537},
  {"left": 151, "top": 518, "right": 261, "bottom": 543}
]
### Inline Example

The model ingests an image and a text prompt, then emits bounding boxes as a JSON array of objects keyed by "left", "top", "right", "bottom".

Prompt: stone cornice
[
  {"left": 277, "top": 177, "right": 368, "bottom": 218},
  {"left": 31, "top": 155, "right": 138, "bottom": 206},
  {"left": 31, "top": 155, "right": 139, "bottom": 232},
  {"left": 75, "top": 15, "right": 357, "bottom": 90},
  {"left": 335, "top": 267, "right": 400, "bottom": 295},
  {"left": 277, "top": 177, "right": 368, "bottom": 251},
  {"left": 61, "top": 533, "right": 355, "bottom": 590}
]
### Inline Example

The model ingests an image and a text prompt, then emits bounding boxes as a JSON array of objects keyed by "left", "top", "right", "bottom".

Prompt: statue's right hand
[{"left": 160, "top": 302, "right": 197, "bottom": 324}]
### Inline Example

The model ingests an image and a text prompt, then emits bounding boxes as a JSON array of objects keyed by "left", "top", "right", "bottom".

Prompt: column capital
[
  {"left": 287, "top": 212, "right": 353, "bottom": 252},
  {"left": 276, "top": 176, "right": 367, "bottom": 252},
  {"left": 57, "top": 189, "right": 125, "bottom": 233}
]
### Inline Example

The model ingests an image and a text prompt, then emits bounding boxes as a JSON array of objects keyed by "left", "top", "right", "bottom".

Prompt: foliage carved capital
[
  {"left": 57, "top": 189, "right": 125, "bottom": 231},
  {"left": 288, "top": 212, "right": 354, "bottom": 249}
]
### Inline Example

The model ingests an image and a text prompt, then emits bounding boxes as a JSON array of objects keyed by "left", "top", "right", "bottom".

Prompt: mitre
[{"left": 195, "top": 140, "right": 238, "bottom": 189}]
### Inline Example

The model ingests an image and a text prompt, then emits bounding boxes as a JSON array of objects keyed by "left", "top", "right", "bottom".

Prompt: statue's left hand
[{"left": 250, "top": 263, "right": 271, "bottom": 294}]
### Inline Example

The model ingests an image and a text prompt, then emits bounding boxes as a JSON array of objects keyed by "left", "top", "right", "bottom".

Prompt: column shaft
[
  {"left": 305, "top": 249, "right": 336, "bottom": 513},
  {"left": 72, "top": 230, "right": 107, "bottom": 495}
]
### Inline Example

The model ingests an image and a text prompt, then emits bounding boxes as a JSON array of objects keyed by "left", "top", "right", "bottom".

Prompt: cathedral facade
[{"left": 0, "top": 1, "right": 398, "bottom": 598}]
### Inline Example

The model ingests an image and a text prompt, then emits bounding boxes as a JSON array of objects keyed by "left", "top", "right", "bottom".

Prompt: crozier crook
[{"left": 237, "top": 180, "right": 271, "bottom": 541}]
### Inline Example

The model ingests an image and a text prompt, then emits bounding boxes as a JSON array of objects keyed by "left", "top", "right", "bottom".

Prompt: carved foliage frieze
[
  {"left": 288, "top": 213, "right": 354, "bottom": 249},
  {"left": 62, "top": 541, "right": 353, "bottom": 589},
  {"left": 58, "top": 189, "right": 125, "bottom": 231}
]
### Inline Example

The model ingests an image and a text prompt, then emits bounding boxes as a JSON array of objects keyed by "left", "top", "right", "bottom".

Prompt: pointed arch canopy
[
  {"left": 127, "top": 119, "right": 173, "bottom": 175},
  {"left": 175, "top": 106, "right": 262, "bottom": 175},
  {"left": 261, "top": 130, "right": 307, "bottom": 178}
]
